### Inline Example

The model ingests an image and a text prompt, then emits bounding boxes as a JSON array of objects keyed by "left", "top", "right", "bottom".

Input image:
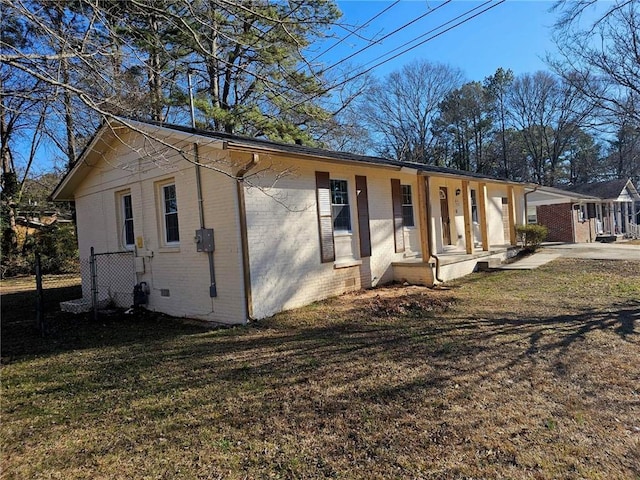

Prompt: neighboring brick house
[
  {"left": 52, "top": 118, "right": 529, "bottom": 324},
  {"left": 527, "top": 180, "right": 640, "bottom": 243},
  {"left": 564, "top": 179, "right": 640, "bottom": 236}
]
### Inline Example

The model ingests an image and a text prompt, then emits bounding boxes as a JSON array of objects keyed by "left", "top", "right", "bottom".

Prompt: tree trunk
[
  {"left": 0, "top": 87, "right": 18, "bottom": 255},
  {"left": 148, "top": 14, "right": 163, "bottom": 122}
]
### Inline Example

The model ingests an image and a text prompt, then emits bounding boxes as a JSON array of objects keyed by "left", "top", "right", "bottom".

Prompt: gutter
[
  {"left": 524, "top": 184, "right": 541, "bottom": 225},
  {"left": 235, "top": 154, "right": 260, "bottom": 322},
  {"left": 226, "top": 142, "right": 403, "bottom": 171}
]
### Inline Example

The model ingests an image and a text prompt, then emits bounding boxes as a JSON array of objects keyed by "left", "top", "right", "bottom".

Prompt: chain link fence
[
  {"left": 1, "top": 249, "right": 135, "bottom": 340},
  {"left": 0, "top": 249, "right": 136, "bottom": 343},
  {"left": 0, "top": 254, "right": 82, "bottom": 339},
  {"left": 88, "top": 249, "right": 136, "bottom": 319}
]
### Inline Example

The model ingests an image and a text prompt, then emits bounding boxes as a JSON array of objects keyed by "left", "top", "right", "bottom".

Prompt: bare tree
[
  {"left": 551, "top": 0, "right": 640, "bottom": 123},
  {"left": 360, "top": 60, "right": 464, "bottom": 163},
  {"left": 507, "top": 71, "right": 595, "bottom": 186},
  {"left": 484, "top": 67, "right": 514, "bottom": 177},
  {"left": 605, "top": 104, "right": 640, "bottom": 183}
]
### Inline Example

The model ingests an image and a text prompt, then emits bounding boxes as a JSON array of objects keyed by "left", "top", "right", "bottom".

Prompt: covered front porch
[{"left": 391, "top": 173, "right": 527, "bottom": 286}]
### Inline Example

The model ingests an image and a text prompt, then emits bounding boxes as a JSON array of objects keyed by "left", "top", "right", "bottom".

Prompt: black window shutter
[
  {"left": 391, "top": 178, "right": 405, "bottom": 253},
  {"left": 316, "top": 171, "right": 335, "bottom": 263},
  {"left": 587, "top": 203, "right": 596, "bottom": 219},
  {"left": 356, "top": 175, "right": 371, "bottom": 257}
]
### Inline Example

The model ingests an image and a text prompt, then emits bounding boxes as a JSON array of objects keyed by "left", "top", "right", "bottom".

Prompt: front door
[{"left": 440, "top": 187, "right": 451, "bottom": 245}]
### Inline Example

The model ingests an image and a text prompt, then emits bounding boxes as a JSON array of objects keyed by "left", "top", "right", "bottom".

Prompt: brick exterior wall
[
  {"left": 536, "top": 203, "right": 574, "bottom": 242},
  {"left": 69, "top": 127, "right": 530, "bottom": 324},
  {"left": 536, "top": 203, "right": 597, "bottom": 243},
  {"left": 73, "top": 136, "right": 247, "bottom": 325}
]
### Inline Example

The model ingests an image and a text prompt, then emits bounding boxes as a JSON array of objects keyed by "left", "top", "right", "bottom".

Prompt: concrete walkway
[
  {"left": 493, "top": 241, "right": 640, "bottom": 270},
  {"left": 495, "top": 252, "right": 561, "bottom": 270},
  {"left": 540, "top": 241, "right": 640, "bottom": 261}
]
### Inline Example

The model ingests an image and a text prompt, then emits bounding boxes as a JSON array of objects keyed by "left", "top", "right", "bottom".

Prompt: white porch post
[
  {"left": 615, "top": 202, "right": 623, "bottom": 234},
  {"left": 609, "top": 201, "right": 615, "bottom": 234},
  {"left": 461, "top": 180, "right": 473, "bottom": 254},
  {"left": 508, "top": 186, "right": 517, "bottom": 246},
  {"left": 478, "top": 183, "right": 489, "bottom": 251}
]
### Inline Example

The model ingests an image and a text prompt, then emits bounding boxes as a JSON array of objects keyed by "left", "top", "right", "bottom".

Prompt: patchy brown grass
[{"left": 1, "top": 259, "right": 639, "bottom": 479}]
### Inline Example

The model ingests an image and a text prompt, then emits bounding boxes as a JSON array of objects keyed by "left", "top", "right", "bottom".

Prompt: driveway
[{"left": 540, "top": 241, "right": 640, "bottom": 261}]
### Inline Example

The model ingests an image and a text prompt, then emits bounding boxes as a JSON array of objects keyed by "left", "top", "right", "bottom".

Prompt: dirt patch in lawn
[{"left": 1, "top": 259, "right": 639, "bottom": 479}]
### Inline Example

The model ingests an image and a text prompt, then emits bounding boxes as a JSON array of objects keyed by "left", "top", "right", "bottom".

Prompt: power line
[
  {"left": 320, "top": 0, "right": 453, "bottom": 75},
  {"left": 355, "top": 0, "right": 499, "bottom": 74},
  {"left": 281, "top": 0, "right": 506, "bottom": 115},
  {"left": 357, "top": 0, "right": 505, "bottom": 80},
  {"left": 307, "top": 0, "right": 402, "bottom": 64}
]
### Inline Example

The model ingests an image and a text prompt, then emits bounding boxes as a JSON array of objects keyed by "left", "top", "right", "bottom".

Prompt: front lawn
[{"left": 1, "top": 259, "right": 639, "bottom": 479}]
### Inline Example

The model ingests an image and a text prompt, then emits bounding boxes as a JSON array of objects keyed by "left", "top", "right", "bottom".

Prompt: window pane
[
  {"left": 165, "top": 212, "right": 180, "bottom": 243},
  {"left": 163, "top": 184, "right": 177, "bottom": 214},
  {"left": 402, "top": 205, "right": 414, "bottom": 227},
  {"left": 123, "top": 195, "right": 133, "bottom": 219},
  {"left": 330, "top": 179, "right": 348, "bottom": 205},
  {"left": 121, "top": 194, "right": 134, "bottom": 246},
  {"left": 124, "top": 219, "right": 135, "bottom": 245},
  {"left": 401, "top": 185, "right": 414, "bottom": 227},
  {"left": 470, "top": 190, "right": 478, "bottom": 223},
  {"left": 332, "top": 205, "right": 351, "bottom": 231},
  {"left": 401, "top": 185, "right": 412, "bottom": 205}
]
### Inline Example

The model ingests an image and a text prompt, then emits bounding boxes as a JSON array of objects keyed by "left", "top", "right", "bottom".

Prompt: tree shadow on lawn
[
  {"left": 48, "top": 297, "right": 639, "bottom": 407},
  {"left": 3, "top": 292, "right": 639, "bottom": 478},
  {"left": 0, "top": 290, "right": 211, "bottom": 363}
]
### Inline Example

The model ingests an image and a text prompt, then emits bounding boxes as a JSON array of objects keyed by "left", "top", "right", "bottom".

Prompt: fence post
[
  {"left": 90, "top": 246, "right": 98, "bottom": 321},
  {"left": 35, "top": 253, "right": 45, "bottom": 336}
]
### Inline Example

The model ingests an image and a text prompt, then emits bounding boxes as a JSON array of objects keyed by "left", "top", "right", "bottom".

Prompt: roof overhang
[
  {"left": 51, "top": 117, "right": 227, "bottom": 201},
  {"left": 526, "top": 185, "right": 602, "bottom": 206},
  {"left": 52, "top": 117, "right": 531, "bottom": 200}
]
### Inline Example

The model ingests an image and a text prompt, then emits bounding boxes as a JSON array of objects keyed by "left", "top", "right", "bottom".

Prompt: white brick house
[{"left": 52, "top": 118, "right": 528, "bottom": 324}]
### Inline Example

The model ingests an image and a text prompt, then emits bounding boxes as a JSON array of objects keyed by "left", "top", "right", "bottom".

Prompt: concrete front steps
[{"left": 393, "top": 245, "right": 523, "bottom": 286}]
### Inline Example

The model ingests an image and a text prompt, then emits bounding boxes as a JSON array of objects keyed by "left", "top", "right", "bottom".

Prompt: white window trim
[
  {"left": 157, "top": 180, "right": 180, "bottom": 247},
  {"left": 117, "top": 190, "right": 135, "bottom": 250},
  {"left": 401, "top": 184, "right": 415, "bottom": 229}
]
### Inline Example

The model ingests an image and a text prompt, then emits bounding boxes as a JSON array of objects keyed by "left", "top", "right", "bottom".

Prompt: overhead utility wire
[
  {"left": 355, "top": 0, "right": 498, "bottom": 73},
  {"left": 320, "top": 0, "right": 452, "bottom": 74},
  {"left": 307, "top": 0, "right": 402, "bottom": 64},
  {"left": 283, "top": 0, "right": 506, "bottom": 114}
]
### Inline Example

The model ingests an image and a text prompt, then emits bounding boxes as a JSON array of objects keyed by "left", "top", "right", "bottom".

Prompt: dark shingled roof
[
  {"left": 562, "top": 179, "right": 630, "bottom": 200},
  {"left": 139, "top": 119, "right": 522, "bottom": 185}
]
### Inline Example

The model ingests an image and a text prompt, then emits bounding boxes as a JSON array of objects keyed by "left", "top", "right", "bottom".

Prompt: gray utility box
[{"left": 195, "top": 228, "right": 215, "bottom": 252}]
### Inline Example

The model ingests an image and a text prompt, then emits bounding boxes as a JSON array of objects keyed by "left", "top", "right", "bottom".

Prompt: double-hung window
[
  {"left": 401, "top": 185, "right": 415, "bottom": 227},
  {"left": 162, "top": 183, "right": 180, "bottom": 244},
  {"left": 331, "top": 179, "right": 351, "bottom": 232},
  {"left": 121, "top": 193, "right": 135, "bottom": 248}
]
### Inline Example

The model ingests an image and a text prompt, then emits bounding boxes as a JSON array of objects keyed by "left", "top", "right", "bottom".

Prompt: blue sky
[
  {"left": 320, "top": 0, "right": 573, "bottom": 82},
  {"left": 17, "top": 1, "right": 606, "bottom": 176}
]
